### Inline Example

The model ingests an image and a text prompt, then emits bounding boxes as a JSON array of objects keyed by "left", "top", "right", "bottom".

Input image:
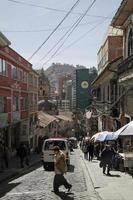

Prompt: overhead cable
[
  {"left": 41, "top": 0, "right": 97, "bottom": 66},
  {"left": 1, "top": 19, "right": 101, "bottom": 33},
  {"left": 27, "top": 0, "right": 80, "bottom": 60},
  {"left": 8, "top": 0, "right": 111, "bottom": 19}
]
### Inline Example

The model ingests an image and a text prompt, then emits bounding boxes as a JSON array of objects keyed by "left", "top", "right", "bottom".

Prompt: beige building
[
  {"left": 91, "top": 27, "right": 123, "bottom": 132},
  {"left": 38, "top": 68, "right": 50, "bottom": 101},
  {"left": 111, "top": 0, "right": 133, "bottom": 125}
]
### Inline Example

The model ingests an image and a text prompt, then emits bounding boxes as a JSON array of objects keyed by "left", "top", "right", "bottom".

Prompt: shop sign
[
  {"left": 0, "top": 113, "right": 8, "bottom": 128},
  {"left": 12, "top": 112, "right": 20, "bottom": 123}
]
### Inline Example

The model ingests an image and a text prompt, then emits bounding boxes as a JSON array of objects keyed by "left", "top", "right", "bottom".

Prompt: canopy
[
  {"left": 56, "top": 115, "right": 72, "bottom": 122},
  {"left": 38, "top": 111, "right": 56, "bottom": 128},
  {"left": 119, "top": 121, "right": 133, "bottom": 136}
]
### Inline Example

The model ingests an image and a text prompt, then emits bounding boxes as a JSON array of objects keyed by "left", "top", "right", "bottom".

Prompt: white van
[{"left": 42, "top": 138, "right": 70, "bottom": 170}]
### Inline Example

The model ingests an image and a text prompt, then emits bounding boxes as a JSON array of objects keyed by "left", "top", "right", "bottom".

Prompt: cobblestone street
[{"left": 0, "top": 149, "right": 99, "bottom": 200}]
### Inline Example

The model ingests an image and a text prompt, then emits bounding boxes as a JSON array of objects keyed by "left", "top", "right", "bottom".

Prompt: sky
[{"left": 0, "top": 0, "right": 122, "bottom": 69}]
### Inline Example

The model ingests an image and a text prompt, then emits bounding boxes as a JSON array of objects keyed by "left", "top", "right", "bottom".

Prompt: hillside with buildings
[{"left": 45, "top": 63, "right": 75, "bottom": 90}]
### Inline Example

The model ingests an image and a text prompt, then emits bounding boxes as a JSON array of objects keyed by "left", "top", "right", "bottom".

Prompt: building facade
[
  {"left": 111, "top": 0, "right": 133, "bottom": 125},
  {"left": 38, "top": 68, "right": 50, "bottom": 101},
  {"left": 0, "top": 33, "right": 32, "bottom": 152},
  {"left": 28, "top": 69, "right": 39, "bottom": 149},
  {"left": 91, "top": 27, "right": 123, "bottom": 132},
  {"left": 72, "top": 68, "right": 90, "bottom": 111}
]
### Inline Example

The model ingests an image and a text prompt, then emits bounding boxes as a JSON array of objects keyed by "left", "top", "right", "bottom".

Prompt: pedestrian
[
  {"left": 3, "top": 143, "right": 9, "bottom": 168},
  {"left": 0, "top": 141, "right": 4, "bottom": 172},
  {"left": 17, "top": 143, "right": 29, "bottom": 168},
  {"left": 53, "top": 146, "right": 72, "bottom": 193},
  {"left": 94, "top": 143, "right": 100, "bottom": 160},
  {"left": 100, "top": 144, "right": 115, "bottom": 175},
  {"left": 88, "top": 142, "right": 94, "bottom": 161}
]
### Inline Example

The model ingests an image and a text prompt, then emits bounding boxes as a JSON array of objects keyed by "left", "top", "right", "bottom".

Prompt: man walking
[
  {"left": 101, "top": 145, "right": 114, "bottom": 175},
  {"left": 53, "top": 146, "right": 72, "bottom": 193}
]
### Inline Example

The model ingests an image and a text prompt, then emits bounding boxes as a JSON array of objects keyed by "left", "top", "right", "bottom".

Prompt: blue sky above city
[{"left": 0, "top": 0, "right": 122, "bottom": 69}]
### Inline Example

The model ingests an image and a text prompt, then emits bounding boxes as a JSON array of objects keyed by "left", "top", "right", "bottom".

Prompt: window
[
  {"left": 12, "top": 66, "right": 17, "bottom": 80},
  {"left": 44, "top": 140, "right": 66, "bottom": 150},
  {"left": 13, "top": 96, "right": 19, "bottom": 111},
  {"left": 17, "top": 69, "right": 23, "bottom": 81},
  {"left": 21, "top": 97, "right": 28, "bottom": 110},
  {"left": 0, "top": 59, "right": 7, "bottom": 76},
  {"left": 0, "top": 96, "right": 6, "bottom": 113},
  {"left": 128, "top": 29, "right": 133, "bottom": 56},
  {"left": 23, "top": 72, "right": 27, "bottom": 83},
  {"left": 29, "top": 74, "right": 33, "bottom": 85}
]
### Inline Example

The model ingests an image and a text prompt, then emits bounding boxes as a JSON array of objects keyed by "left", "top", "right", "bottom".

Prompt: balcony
[{"left": 118, "top": 54, "right": 133, "bottom": 75}]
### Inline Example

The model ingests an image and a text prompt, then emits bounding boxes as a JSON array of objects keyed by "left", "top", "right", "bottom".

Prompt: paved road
[{"left": 0, "top": 149, "right": 99, "bottom": 200}]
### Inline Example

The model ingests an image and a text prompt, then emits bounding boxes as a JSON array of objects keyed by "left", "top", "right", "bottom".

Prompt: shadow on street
[
  {"left": 0, "top": 162, "right": 42, "bottom": 198},
  {"left": 55, "top": 191, "right": 74, "bottom": 200}
]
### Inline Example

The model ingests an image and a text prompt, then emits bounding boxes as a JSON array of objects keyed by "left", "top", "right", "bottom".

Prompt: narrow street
[{"left": 0, "top": 149, "right": 99, "bottom": 200}]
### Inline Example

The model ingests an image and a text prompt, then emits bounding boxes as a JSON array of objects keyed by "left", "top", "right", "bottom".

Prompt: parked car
[{"left": 42, "top": 138, "right": 70, "bottom": 170}]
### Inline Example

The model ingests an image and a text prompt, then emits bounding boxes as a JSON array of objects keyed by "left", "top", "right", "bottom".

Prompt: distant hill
[{"left": 45, "top": 63, "right": 75, "bottom": 89}]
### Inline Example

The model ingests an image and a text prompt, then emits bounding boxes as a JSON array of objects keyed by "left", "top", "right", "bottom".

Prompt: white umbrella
[
  {"left": 91, "top": 131, "right": 109, "bottom": 142},
  {"left": 119, "top": 121, "right": 133, "bottom": 136},
  {"left": 104, "top": 132, "right": 115, "bottom": 141}
]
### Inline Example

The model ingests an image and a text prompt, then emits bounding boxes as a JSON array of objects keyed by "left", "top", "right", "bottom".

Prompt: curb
[{"left": 79, "top": 150, "right": 102, "bottom": 200}]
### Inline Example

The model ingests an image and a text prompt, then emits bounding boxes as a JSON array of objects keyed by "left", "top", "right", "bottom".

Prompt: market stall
[{"left": 119, "top": 121, "right": 133, "bottom": 172}]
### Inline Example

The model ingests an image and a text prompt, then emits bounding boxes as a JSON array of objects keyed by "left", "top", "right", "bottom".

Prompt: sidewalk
[
  {"left": 82, "top": 153, "right": 133, "bottom": 200},
  {"left": 0, "top": 153, "right": 41, "bottom": 183}
]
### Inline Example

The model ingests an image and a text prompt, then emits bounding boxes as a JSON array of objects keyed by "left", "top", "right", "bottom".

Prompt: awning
[
  {"left": 38, "top": 111, "right": 56, "bottom": 128},
  {"left": 56, "top": 115, "right": 72, "bottom": 122},
  {"left": 119, "top": 121, "right": 133, "bottom": 136}
]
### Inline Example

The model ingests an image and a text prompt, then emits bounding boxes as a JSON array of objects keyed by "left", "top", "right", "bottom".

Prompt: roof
[
  {"left": 111, "top": 0, "right": 133, "bottom": 27},
  {"left": 38, "top": 111, "right": 56, "bottom": 128},
  {"left": 92, "top": 57, "right": 122, "bottom": 86},
  {"left": 56, "top": 115, "right": 72, "bottom": 122},
  {"left": 0, "top": 32, "right": 11, "bottom": 47}
]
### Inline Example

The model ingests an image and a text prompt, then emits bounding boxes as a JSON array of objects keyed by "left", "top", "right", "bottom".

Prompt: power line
[
  {"left": 1, "top": 19, "right": 102, "bottom": 33},
  {"left": 8, "top": 0, "right": 112, "bottom": 20},
  {"left": 39, "top": 11, "right": 114, "bottom": 66},
  {"left": 28, "top": 0, "right": 80, "bottom": 60},
  {"left": 56, "top": 19, "right": 109, "bottom": 57},
  {"left": 38, "top": 8, "right": 93, "bottom": 64},
  {"left": 41, "top": 0, "right": 97, "bottom": 67},
  {"left": 40, "top": 17, "right": 110, "bottom": 66}
]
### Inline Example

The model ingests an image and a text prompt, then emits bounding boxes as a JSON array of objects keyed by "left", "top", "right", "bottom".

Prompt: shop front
[{"left": 0, "top": 113, "right": 9, "bottom": 146}]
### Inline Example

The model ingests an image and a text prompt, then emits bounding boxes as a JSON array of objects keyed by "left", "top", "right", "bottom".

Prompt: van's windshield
[{"left": 44, "top": 140, "right": 66, "bottom": 150}]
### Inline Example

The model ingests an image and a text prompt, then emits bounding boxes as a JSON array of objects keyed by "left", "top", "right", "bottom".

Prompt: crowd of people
[{"left": 80, "top": 138, "right": 122, "bottom": 176}]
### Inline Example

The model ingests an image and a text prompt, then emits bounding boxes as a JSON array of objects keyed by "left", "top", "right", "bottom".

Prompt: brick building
[{"left": 0, "top": 32, "right": 32, "bottom": 152}]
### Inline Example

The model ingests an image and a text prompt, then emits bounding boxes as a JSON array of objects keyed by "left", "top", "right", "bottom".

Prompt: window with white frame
[
  {"left": 128, "top": 28, "right": 133, "bottom": 56},
  {"left": 12, "top": 65, "right": 17, "bottom": 80},
  {"left": 13, "top": 96, "right": 19, "bottom": 111},
  {"left": 0, "top": 59, "right": 8, "bottom": 76},
  {"left": 23, "top": 71, "right": 27, "bottom": 83}
]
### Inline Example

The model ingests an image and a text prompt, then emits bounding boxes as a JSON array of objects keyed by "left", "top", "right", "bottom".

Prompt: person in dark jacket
[
  {"left": 88, "top": 142, "right": 94, "bottom": 161},
  {"left": 17, "top": 143, "right": 29, "bottom": 168},
  {"left": 101, "top": 145, "right": 115, "bottom": 175}
]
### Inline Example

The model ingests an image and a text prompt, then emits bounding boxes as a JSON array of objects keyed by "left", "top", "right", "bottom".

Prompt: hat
[{"left": 53, "top": 146, "right": 60, "bottom": 151}]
